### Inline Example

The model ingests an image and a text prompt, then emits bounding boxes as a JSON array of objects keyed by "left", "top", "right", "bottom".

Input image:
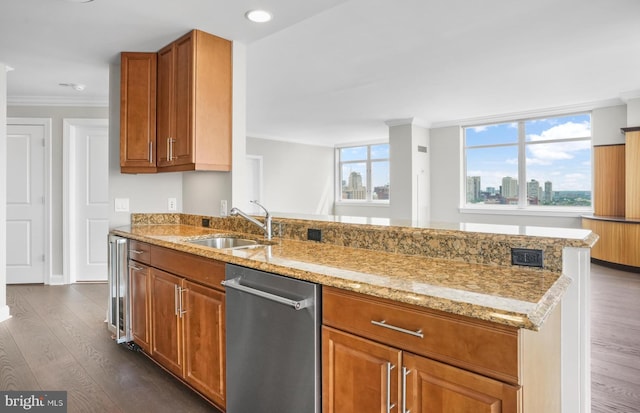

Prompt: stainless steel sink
[{"left": 186, "top": 236, "right": 260, "bottom": 249}]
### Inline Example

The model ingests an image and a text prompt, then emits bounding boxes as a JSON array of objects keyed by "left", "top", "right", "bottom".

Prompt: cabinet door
[
  {"left": 156, "top": 43, "right": 174, "bottom": 168},
  {"left": 323, "top": 326, "right": 402, "bottom": 413},
  {"left": 182, "top": 280, "right": 226, "bottom": 409},
  {"left": 129, "top": 261, "right": 151, "bottom": 353},
  {"left": 404, "top": 352, "right": 520, "bottom": 413},
  {"left": 171, "top": 32, "right": 194, "bottom": 167},
  {"left": 150, "top": 269, "right": 182, "bottom": 376},
  {"left": 119, "top": 52, "right": 157, "bottom": 173}
]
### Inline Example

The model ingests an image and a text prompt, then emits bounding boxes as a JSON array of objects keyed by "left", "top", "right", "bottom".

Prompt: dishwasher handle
[{"left": 221, "top": 277, "right": 312, "bottom": 310}]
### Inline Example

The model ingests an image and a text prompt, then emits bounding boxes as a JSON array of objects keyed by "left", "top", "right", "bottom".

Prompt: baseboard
[
  {"left": 591, "top": 258, "right": 640, "bottom": 274},
  {"left": 47, "top": 273, "right": 65, "bottom": 285},
  {"left": 0, "top": 305, "right": 12, "bottom": 323}
]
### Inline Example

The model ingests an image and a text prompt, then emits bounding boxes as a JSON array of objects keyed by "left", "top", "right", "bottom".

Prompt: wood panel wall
[
  {"left": 626, "top": 131, "right": 640, "bottom": 219},
  {"left": 583, "top": 218, "right": 640, "bottom": 267},
  {"left": 594, "top": 144, "right": 625, "bottom": 217}
]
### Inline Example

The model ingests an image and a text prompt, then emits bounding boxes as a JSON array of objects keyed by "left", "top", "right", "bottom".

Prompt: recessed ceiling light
[
  {"left": 64, "top": 0, "right": 95, "bottom": 3},
  {"left": 59, "top": 83, "right": 86, "bottom": 91},
  {"left": 245, "top": 9, "right": 272, "bottom": 23}
]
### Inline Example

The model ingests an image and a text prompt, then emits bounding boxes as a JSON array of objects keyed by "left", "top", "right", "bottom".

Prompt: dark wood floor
[
  {"left": 0, "top": 283, "right": 219, "bottom": 413},
  {"left": 0, "top": 264, "right": 638, "bottom": 412},
  {"left": 591, "top": 264, "right": 640, "bottom": 413}
]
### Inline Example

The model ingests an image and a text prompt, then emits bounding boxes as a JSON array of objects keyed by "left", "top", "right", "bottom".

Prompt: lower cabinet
[
  {"left": 322, "top": 327, "right": 518, "bottom": 413},
  {"left": 129, "top": 260, "right": 151, "bottom": 353},
  {"left": 129, "top": 242, "right": 226, "bottom": 410},
  {"left": 322, "top": 286, "right": 524, "bottom": 413}
]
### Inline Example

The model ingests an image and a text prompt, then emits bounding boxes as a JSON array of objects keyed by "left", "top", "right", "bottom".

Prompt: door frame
[
  {"left": 6, "top": 117, "right": 52, "bottom": 284},
  {"left": 62, "top": 118, "right": 109, "bottom": 284}
]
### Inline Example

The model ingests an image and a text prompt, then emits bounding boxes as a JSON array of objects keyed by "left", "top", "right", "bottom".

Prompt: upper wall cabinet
[
  {"left": 120, "top": 29, "right": 232, "bottom": 174},
  {"left": 120, "top": 52, "right": 158, "bottom": 173}
]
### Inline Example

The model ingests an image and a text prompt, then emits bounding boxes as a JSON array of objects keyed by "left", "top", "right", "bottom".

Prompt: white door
[
  {"left": 6, "top": 123, "right": 48, "bottom": 284},
  {"left": 246, "top": 155, "right": 263, "bottom": 214},
  {"left": 64, "top": 119, "right": 109, "bottom": 282}
]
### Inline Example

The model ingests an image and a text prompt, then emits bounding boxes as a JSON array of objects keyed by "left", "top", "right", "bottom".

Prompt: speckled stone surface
[{"left": 112, "top": 215, "right": 595, "bottom": 330}]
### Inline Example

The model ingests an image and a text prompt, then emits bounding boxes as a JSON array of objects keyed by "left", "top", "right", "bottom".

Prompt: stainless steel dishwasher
[{"left": 223, "top": 264, "right": 321, "bottom": 413}]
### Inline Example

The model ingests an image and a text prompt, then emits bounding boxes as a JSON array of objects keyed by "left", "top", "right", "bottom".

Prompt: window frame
[
  {"left": 336, "top": 141, "right": 390, "bottom": 204},
  {"left": 461, "top": 113, "right": 593, "bottom": 214}
]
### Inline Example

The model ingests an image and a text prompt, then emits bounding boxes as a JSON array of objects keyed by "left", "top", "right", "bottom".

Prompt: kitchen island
[{"left": 110, "top": 213, "right": 597, "bottom": 413}]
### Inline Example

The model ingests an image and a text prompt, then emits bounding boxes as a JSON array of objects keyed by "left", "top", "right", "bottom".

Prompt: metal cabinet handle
[
  {"left": 148, "top": 141, "right": 153, "bottom": 164},
  {"left": 128, "top": 264, "right": 144, "bottom": 271},
  {"left": 179, "top": 288, "right": 187, "bottom": 317},
  {"left": 221, "top": 277, "right": 311, "bottom": 310},
  {"left": 387, "top": 362, "right": 396, "bottom": 413},
  {"left": 402, "top": 367, "right": 411, "bottom": 413},
  {"left": 371, "top": 320, "right": 424, "bottom": 339},
  {"left": 129, "top": 249, "right": 144, "bottom": 255},
  {"left": 174, "top": 285, "right": 180, "bottom": 316}
]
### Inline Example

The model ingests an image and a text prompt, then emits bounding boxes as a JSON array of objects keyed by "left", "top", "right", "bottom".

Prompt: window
[
  {"left": 338, "top": 143, "right": 389, "bottom": 202},
  {"left": 464, "top": 113, "right": 592, "bottom": 208}
]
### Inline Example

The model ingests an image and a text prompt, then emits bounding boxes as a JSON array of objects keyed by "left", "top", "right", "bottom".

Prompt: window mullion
[{"left": 518, "top": 121, "right": 527, "bottom": 208}]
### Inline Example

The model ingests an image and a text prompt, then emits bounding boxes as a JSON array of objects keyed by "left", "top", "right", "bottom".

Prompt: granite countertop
[{"left": 111, "top": 224, "right": 572, "bottom": 331}]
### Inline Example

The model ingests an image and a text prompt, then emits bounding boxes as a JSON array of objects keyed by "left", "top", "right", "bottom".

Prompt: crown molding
[
  {"left": 7, "top": 94, "right": 108, "bottom": 107},
  {"left": 430, "top": 98, "right": 625, "bottom": 129},
  {"left": 384, "top": 117, "right": 430, "bottom": 128},
  {"left": 619, "top": 89, "right": 640, "bottom": 103}
]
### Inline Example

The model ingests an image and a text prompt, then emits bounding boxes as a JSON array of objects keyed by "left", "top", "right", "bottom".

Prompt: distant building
[
  {"left": 373, "top": 184, "right": 389, "bottom": 200},
  {"left": 527, "top": 179, "right": 540, "bottom": 204},
  {"left": 466, "top": 176, "right": 481, "bottom": 202},
  {"left": 544, "top": 181, "right": 553, "bottom": 202},
  {"left": 501, "top": 177, "right": 518, "bottom": 198},
  {"left": 343, "top": 171, "right": 366, "bottom": 199}
]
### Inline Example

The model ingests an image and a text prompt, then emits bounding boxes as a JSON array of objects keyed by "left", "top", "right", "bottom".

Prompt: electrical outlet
[
  {"left": 511, "top": 248, "right": 544, "bottom": 268},
  {"left": 168, "top": 197, "right": 177, "bottom": 211},
  {"left": 202, "top": 218, "right": 210, "bottom": 227},
  {"left": 220, "top": 200, "right": 228, "bottom": 217},
  {"left": 307, "top": 228, "right": 322, "bottom": 242}
]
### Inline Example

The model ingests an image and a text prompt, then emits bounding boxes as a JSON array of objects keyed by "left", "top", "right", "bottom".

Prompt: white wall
[
  {"left": 592, "top": 105, "right": 626, "bottom": 145},
  {"left": 246, "top": 137, "right": 334, "bottom": 215},
  {"left": 7, "top": 105, "right": 108, "bottom": 276},
  {"left": 108, "top": 62, "right": 183, "bottom": 229},
  {"left": 627, "top": 97, "right": 640, "bottom": 126},
  {"left": 429, "top": 106, "right": 630, "bottom": 228},
  {"left": 0, "top": 63, "right": 9, "bottom": 321}
]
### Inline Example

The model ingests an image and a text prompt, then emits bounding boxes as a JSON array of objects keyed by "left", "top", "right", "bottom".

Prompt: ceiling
[{"left": 2, "top": 0, "right": 640, "bottom": 146}]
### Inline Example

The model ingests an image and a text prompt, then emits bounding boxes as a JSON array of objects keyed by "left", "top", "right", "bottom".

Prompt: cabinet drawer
[
  {"left": 323, "top": 287, "right": 519, "bottom": 384},
  {"left": 150, "top": 245, "right": 225, "bottom": 291},
  {"left": 129, "top": 240, "right": 151, "bottom": 264}
]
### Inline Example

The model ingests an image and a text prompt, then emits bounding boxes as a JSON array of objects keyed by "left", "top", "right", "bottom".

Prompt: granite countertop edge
[{"left": 111, "top": 225, "right": 573, "bottom": 331}]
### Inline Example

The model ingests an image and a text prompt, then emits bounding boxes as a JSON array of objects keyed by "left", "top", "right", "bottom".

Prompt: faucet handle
[{"left": 250, "top": 200, "right": 270, "bottom": 217}]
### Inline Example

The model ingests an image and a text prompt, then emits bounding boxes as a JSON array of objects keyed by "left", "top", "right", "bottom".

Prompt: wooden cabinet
[
  {"left": 322, "top": 286, "right": 561, "bottom": 413},
  {"left": 129, "top": 260, "right": 151, "bottom": 353},
  {"left": 404, "top": 353, "right": 518, "bottom": 413},
  {"left": 120, "top": 52, "right": 157, "bottom": 173},
  {"left": 127, "top": 240, "right": 226, "bottom": 409},
  {"left": 323, "top": 326, "right": 518, "bottom": 413},
  {"left": 150, "top": 268, "right": 184, "bottom": 377},
  {"left": 120, "top": 29, "right": 232, "bottom": 174},
  {"left": 183, "top": 280, "right": 226, "bottom": 407},
  {"left": 156, "top": 29, "right": 232, "bottom": 172},
  {"left": 129, "top": 240, "right": 152, "bottom": 352}
]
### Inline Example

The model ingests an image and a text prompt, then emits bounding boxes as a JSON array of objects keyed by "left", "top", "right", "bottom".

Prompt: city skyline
[{"left": 465, "top": 114, "right": 592, "bottom": 192}]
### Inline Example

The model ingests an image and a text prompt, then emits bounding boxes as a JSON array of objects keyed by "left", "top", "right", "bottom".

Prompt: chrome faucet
[{"left": 230, "top": 200, "right": 272, "bottom": 240}]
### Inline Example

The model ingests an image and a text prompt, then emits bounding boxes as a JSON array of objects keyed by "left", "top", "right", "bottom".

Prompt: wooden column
[
  {"left": 593, "top": 144, "right": 625, "bottom": 216},
  {"left": 625, "top": 128, "right": 640, "bottom": 219}
]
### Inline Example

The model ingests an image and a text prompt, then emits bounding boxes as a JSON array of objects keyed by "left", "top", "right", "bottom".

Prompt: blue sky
[{"left": 465, "top": 114, "right": 592, "bottom": 191}]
